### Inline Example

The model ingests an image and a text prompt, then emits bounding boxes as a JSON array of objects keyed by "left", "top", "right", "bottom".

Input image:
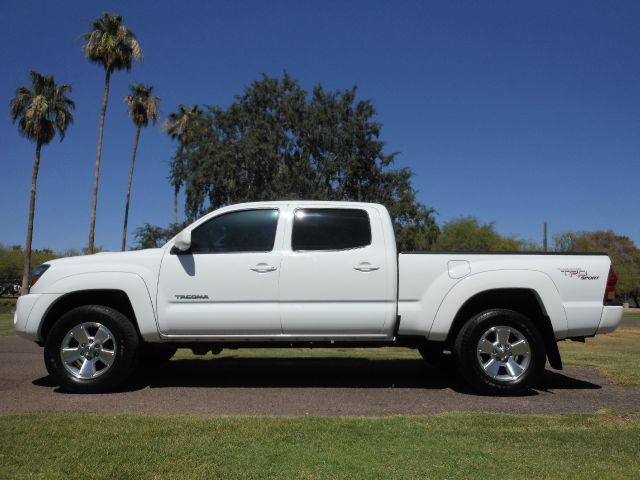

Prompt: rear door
[{"left": 279, "top": 205, "right": 395, "bottom": 336}]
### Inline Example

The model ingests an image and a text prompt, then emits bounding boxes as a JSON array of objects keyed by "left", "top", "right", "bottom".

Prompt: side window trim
[
  {"left": 291, "top": 207, "right": 372, "bottom": 252},
  {"left": 190, "top": 208, "right": 280, "bottom": 254}
]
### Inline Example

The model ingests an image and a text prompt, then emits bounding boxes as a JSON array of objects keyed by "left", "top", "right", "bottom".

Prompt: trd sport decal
[
  {"left": 175, "top": 294, "right": 210, "bottom": 300},
  {"left": 559, "top": 268, "right": 600, "bottom": 280}
]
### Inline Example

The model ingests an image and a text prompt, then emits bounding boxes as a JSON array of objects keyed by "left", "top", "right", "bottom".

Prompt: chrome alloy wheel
[
  {"left": 60, "top": 322, "right": 117, "bottom": 379},
  {"left": 476, "top": 325, "right": 531, "bottom": 382}
]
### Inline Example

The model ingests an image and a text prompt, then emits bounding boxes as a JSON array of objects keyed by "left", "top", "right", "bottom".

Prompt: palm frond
[
  {"left": 9, "top": 70, "right": 74, "bottom": 145},
  {"left": 82, "top": 11, "right": 141, "bottom": 73},
  {"left": 124, "top": 82, "right": 160, "bottom": 128},
  {"left": 163, "top": 104, "right": 203, "bottom": 143}
]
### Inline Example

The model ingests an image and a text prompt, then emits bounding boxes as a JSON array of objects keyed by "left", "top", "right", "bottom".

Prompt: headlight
[{"left": 30, "top": 264, "right": 50, "bottom": 287}]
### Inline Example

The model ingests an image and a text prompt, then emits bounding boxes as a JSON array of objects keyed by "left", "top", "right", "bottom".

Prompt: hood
[
  {"left": 44, "top": 248, "right": 163, "bottom": 268},
  {"left": 31, "top": 248, "right": 165, "bottom": 294}
]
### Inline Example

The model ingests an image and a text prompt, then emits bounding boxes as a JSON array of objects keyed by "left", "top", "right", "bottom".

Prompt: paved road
[{"left": 1, "top": 336, "right": 639, "bottom": 416}]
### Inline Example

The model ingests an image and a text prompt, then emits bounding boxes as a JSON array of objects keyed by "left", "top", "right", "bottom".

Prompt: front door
[{"left": 156, "top": 208, "right": 283, "bottom": 335}]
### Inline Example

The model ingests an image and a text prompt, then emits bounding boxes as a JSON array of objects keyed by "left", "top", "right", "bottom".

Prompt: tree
[
  {"left": 0, "top": 245, "right": 59, "bottom": 296},
  {"left": 83, "top": 12, "right": 141, "bottom": 254},
  {"left": 434, "top": 217, "right": 533, "bottom": 252},
  {"left": 163, "top": 105, "right": 204, "bottom": 224},
  {"left": 163, "top": 73, "right": 436, "bottom": 250},
  {"left": 10, "top": 71, "right": 74, "bottom": 294},
  {"left": 121, "top": 83, "right": 160, "bottom": 251},
  {"left": 554, "top": 230, "right": 640, "bottom": 305},
  {"left": 133, "top": 223, "right": 184, "bottom": 249}
]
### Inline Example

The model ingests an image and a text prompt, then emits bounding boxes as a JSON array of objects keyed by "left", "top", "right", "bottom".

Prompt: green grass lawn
[
  {"left": 0, "top": 297, "right": 16, "bottom": 311},
  {"left": 0, "top": 312, "right": 14, "bottom": 336},
  {"left": 559, "top": 321, "right": 640, "bottom": 386},
  {"left": 0, "top": 411, "right": 638, "bottom": 479},
  {"left": 1, "top": 313, "right": 639, "bottom": 479},
  {"left": 623, "top": 309, "right": 640, "bottom": 319}
]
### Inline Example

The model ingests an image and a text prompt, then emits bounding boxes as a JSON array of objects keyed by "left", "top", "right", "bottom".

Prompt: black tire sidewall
[
  {"left": 44, "top": 305, "right": 139, "bottom": 393},
  {"left": 454, "top": 309, "right": 546, "bottom": 395}
]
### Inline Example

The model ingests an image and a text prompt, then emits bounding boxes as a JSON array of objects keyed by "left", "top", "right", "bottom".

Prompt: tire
[
  {"left": 453, "top": 309, "right": 546, "bottom": 395},
  {"left": 44, "top": 305, "right": 139, "bottom": 393},
  {"left": 137, "top": 344, "right": 177, "bottom": 368}
]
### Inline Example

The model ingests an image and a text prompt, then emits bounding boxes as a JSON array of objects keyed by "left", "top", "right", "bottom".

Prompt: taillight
[
  {"left": 604, "top": 266, "right": 617, "bottom": 304},
  {"left": 30, "top": 264, "right": 50, "bottom": 287}
]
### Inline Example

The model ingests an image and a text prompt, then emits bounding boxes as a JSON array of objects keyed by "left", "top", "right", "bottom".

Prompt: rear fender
[{"left": 429, "top": 270, "right": 567, "bottom": 341}]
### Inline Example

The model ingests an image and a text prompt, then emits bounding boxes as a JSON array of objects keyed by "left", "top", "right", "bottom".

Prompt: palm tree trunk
[
  {"left": 122, "top": 125, "right": 141, "bottom": 251},
  {"left": 21, "top": 143, "right": 42, "bottom": 295},
  {"left": 88, "top": 70, "right": 111, "bottom": 254},
  {"left": 173, "top": 185, "right": 179, "bottom": 225},
  {"left": 173, "top": 143, "right": 184, "bottom": 225}
]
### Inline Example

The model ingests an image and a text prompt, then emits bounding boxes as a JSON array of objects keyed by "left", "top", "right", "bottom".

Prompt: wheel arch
[
  {"left": 35, "top": 272, "right": 161, "bottom": 344},
  {"left": 40, "top": 290, "right": 140, "bottom": 342},
  {"left": 442, "top": 288, "right": 563, "bottom": 369}
]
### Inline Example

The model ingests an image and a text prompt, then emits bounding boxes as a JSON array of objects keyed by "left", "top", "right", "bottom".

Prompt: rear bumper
[{"left": 597, "top": 304, "right": 624, "bottom": 334}]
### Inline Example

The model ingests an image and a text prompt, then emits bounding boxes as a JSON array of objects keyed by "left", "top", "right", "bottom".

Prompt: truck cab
[{"left": 156, "top": 202, "right": 398, "bottom": 339}]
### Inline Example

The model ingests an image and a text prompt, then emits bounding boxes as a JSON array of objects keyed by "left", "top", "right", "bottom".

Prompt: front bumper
[
  {"left": 597, "top": 304, "right": 624, "bottom": 334},
  {"left": 14, "top": 293, "right": 61, "bottom": 342}
]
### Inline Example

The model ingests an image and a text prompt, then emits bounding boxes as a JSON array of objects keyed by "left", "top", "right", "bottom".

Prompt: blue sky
[{"left": 1, "top": 0, "right": 638, "bottom": 252}]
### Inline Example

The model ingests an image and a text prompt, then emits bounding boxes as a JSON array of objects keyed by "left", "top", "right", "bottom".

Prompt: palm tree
[
  {"left": 121, "top": 83, "right": 160, "bottom": 251},
  {"left": 163, "top": 105, "right": 203, "bottom": 224},
  {"left": 83, "top": 12, "right": 141, "bottom": 254},
  {"left": 10, "top": 71, "right": 74, "bottom": 294}
]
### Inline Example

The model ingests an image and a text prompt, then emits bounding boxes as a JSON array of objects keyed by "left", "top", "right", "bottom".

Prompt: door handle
[
  {"left": 251, "top": 263, "right": 277, "bottom": 273},
  {"left": 353, "top": 263, "right": 380, "bottom": 272}
]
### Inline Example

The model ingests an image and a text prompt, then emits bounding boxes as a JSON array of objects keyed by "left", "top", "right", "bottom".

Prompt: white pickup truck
[{"left": 15, "top": 201, "right": 623, "bottom": 394}]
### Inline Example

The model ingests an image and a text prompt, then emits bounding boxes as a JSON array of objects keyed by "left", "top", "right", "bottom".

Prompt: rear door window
[{"left": 292, "top": 208, "right": 371, "bottom": 251}]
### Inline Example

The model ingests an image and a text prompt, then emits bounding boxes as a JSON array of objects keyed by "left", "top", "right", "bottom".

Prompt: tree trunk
[
  {"left": 173, "top": 143, "right": 184, "bottom": 225},
  {"left": 121, "top": 125, "right": 141, "bottom": 251},
  {"left": 173, "top": 185, "right": 179, "bottom": 225},
  {"left": 88, "top": 70, "right": 111, "bottom": 254},
  {"left": 21, "top": 143, "right": 42, "bottom": 295}
]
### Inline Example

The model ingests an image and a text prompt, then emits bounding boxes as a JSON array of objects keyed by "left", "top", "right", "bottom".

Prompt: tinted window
[
  {"left": 292, "top": 208, "right": 371, "bottom": 251},
  {"left": 191, "top": 209, "right": 278, "bottom": 253}
]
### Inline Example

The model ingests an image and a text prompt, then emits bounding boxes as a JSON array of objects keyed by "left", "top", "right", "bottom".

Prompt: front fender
[
  {"left": 428, "top": 270, "right": 568, "bottom": 341},
  {"left": 28, "top": 272, "right": 160, "bottom": 342}
]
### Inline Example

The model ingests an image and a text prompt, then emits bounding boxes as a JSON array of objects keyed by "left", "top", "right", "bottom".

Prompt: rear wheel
[
  {"left": 454, "top": 309, "right": 546, "bottom": 395},
  {"left": 44, "top": 305, "right": 139, "bottom": 393}
]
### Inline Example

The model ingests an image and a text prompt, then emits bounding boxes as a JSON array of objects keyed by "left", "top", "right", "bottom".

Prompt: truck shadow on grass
[{"left": 38, "top": 357, "right": 602, "bottom": 396}]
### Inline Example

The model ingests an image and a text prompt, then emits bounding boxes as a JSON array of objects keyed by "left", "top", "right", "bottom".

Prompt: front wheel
[
  {"left": 44, "top": 305, "right": 139, "bottom": 393},
  {"left": 454, "top": 309, "right": 546, "bottom": 395}
]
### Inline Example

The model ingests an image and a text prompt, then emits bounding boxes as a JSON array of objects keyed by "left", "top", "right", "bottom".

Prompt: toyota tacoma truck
[{"left": 14, "top": 201, "right": 624, "bottom": 394}]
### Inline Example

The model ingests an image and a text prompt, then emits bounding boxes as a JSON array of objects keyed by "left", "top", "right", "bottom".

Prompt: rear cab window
[{"left": 292, "top": 208, "right": 371, "bottom": 251}]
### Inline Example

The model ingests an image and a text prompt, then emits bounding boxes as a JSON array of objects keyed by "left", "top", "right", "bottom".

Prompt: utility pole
[{"left": 543, "top": 221, "right": 548, "bottom": 252}]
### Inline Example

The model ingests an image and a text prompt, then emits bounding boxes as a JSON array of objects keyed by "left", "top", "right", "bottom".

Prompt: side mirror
[{"left": 172, "top": 230, "right": 192, "bottom": 253}]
